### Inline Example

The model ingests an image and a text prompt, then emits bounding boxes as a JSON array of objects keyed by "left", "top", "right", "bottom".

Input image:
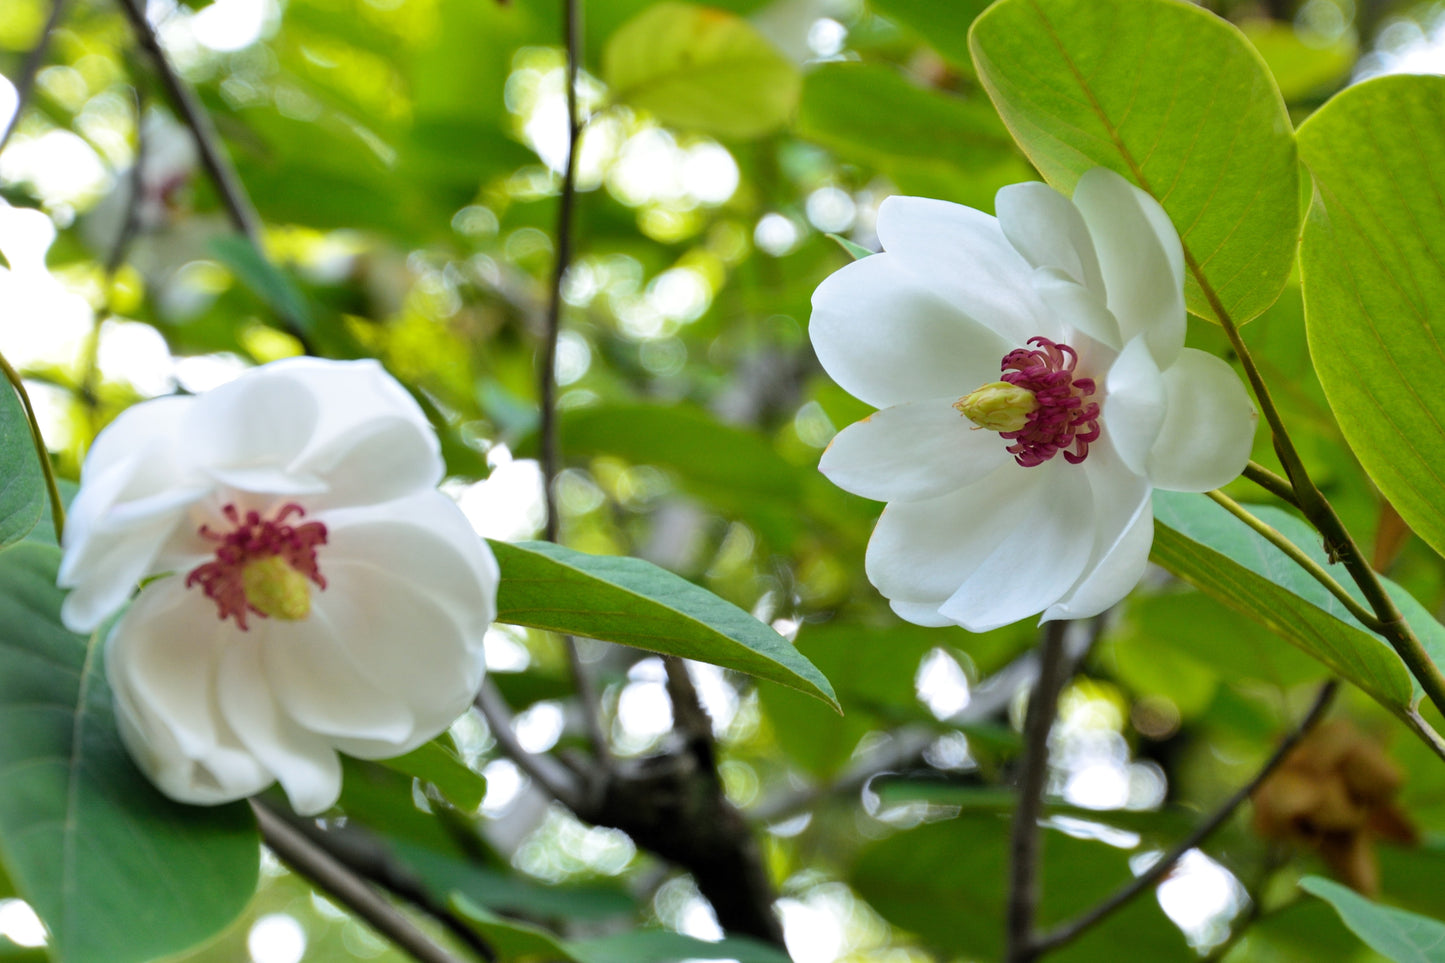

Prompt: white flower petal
[
  {"left": 218, "top": 640, "right": 343, "bottom": 816},
  {"left": 936, "top": 466, "right": 1095, "bottom": 632},
  {"left": 996, "top": 181, "right": 1105, "bottom": 294},
  {"left": 299, "top": 417, "right": 444, "bottom": 509},
  {"left": 819, "top": 400, "right": 1010, "bottom": 503},
  {"left": 1044, "top": 496, "right": 1153, "bottom": 622},
  {"left": 865, "top": 461, "right": 1052, "bottom": 607},
  {"left": 811, "top": 252, "right": 1015, "bottom": 408},
  {"left": 202, "top": 465, "right": 328, "bottom": 496},
  {"left": 274, "top": 358, "right": 439, "bottom": 473},
  {"left": 889, "top": 599, "right": 957, "bottom": 627},
  {"left": 1072, "top": 169, "right": 1186, "bottom": 369},
  {"left": 1146, "top": 348, "right": 1259, "bottom": 492},
  {"left": 875, "top": 195, "right": 1053, "bottom": 346},
  {"left": 1033, "top": 268, "right": 1122, "bottom": 351},
  {"left": 184, "top": 369, "right": 319, "bottom": 475},
  {"left": 78, "top": 394, "right": 193, "bottom": 481},
  {"left": 1103, "top": 335, "right": 1167, "bottom": 478},
  {"left": 261, "top": 609, "right": 417, "bottom": 745}
]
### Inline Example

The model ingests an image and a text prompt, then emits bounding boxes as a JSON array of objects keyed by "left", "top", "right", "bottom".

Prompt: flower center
[
  {"left": 185, "top": 503, "right": 328, "bottom": 630},
  {"left": 957, "top": 336, "right": 1101, "bottom": 467}
]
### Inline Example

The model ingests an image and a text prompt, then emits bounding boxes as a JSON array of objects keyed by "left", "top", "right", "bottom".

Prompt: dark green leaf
[
  {"left": 868, "top": 0, "right": 992, "bottom": 72},
  {"left": 0, "top": 543, "right": 259, "bottom": 963},
  {"left": 377, "top": 735, "right": 486, "bottom": 812},
  {"left": 490, "top": 539, "right": 838, "bottom": 709},
  {"left": 208, "top": 235, "right": 314, "bottom": 335},
  {"left": 0, "top": 383, "right": 44, "bottom": 551},
  {"left": 970, "top": 0, "right": 1298, "bottom": 324},
  {"left": 1298, "top": 75, "right": 1445, "bottom": 562},
  {"left": 1301, "top": 875, "right": 1445, "bottom": 963}
]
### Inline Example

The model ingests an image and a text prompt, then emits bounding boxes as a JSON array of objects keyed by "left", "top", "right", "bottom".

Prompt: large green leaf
[
  {"left": 0, "top": 383, "right": 44, "bottom": 551},
  {"left": 969, "top": 0, "right": 1298, "bottom": 325},
  {"left": 489, "top": 540, "right": 838, "bottom": 709},
  {"left": 1298, "top": 75, "right": 1445, "bottom": 562},
  {"left": 1301, "top": 876, "right": 1445, "bottom": 963},
  {"left": 867, "top": 0, "right": 992, "bottom": 72},
  {"left": 851, "top": 814, "right": 1192, "bottom": 961},
  {"left": 0, "top": 543, "right": 259, "bottom": 963},
  {"left": 603, "top": 2, "right": 801, "bottom": 140},
  {"left": 1151, "top": 491, "right": 1445, "bottom": 751}
]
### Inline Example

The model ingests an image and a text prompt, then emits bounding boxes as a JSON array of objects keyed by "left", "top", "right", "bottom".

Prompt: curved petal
[
  {"left": 865, "top": 460, "right": 1053, "bottom": 607},
  {"left": 996, "top": 181, "right": 1105, "bottom": 294},
  {"left": 1146, "top": 348, "right": 1259, "bottom": 492},
  {"left": 1072, "top": 169, "right": 1186, "bottom": 369},
  {"left": 297, "top": 416, "right": 444, "bottom": 509},
  {"left": 889, "top": 599, "right": 957, "bottom": 627},
  {"left": 1044, "top": 445, "right": 1153, "bottom": 621},
  {"left": 217, "top": 640, "right": 343, "bottom": 816},
  {"left": 936, "top": 465, "right": 1096, "bottom": 631},
  {"left": 275, "top": 358, "right": 438, "bottom": 468},
  {"left": 810, "top": 252, "right": 1015, "bottom": 409},
  {"left": 183, "top": 369, "right": 319, "bottom": 476},
  {"left": 1103, "top": 335, "right": 1167, "bottom": 478},
  {"left": 79, "top": 395, "right": 193, "bottom": 481},
  {"left": 819, "top": 399, "right": 1011, "bottom": 503},
  {"left": 1033, "top": 268, "right": 1121, "bottom": 351},
  {"left": 875, "top": 195, "right": 1053, "bottom": 346},
  {"left": 260, "top": 608, "right": 417, "bottom": 745}
]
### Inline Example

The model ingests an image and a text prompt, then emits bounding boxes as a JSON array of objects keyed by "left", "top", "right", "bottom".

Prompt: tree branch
[
  {"left": 1005, "top": 620, "right": 1072, "bottom": 963},
  {"left": 1029, "top": 679, "right": 1337, "bottom": 956},
  {"left": 473, "top": 682, "right": 584, "bottom": 811},
  {"left": 0, "top": 0, "right": 71, "bottom": 154},
  {"left": 251, "top": 801, "right": 474, "bottom": 963}
]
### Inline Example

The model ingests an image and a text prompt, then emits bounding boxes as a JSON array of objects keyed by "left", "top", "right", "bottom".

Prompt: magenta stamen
[
  {"left": 997, "top": 337, "right": 1101, "bottom": 467},
  {"left": 185, "top": 502, "right": 328, "bottom": 630}
]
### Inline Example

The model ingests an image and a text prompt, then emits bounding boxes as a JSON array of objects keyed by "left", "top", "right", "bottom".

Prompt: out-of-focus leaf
[
  {"left": 1301, "top": 875, "right": 1445, "bottom": 963},
  {"left": 603, "top": 2, "right": 801, "bottom": 140},
  {"left": 1152, "top": 491, "right": 1445, "bottom": 752},
  {"left": 490, "top": 539, "right": 838, "bottom": 709},
  {"left": 0, "top": 383, "right": 44, "bottom": 551},
  {"left": 1298, "top": 75, "right": 1445, "bottom": 563},
  {"left": 0, "top": 543, "right": 258, "bottom": 963},
  {"left": 970, "top": 0, "right": 1298, "bottom": 324},
  {"left": 208, "top": 235, "right": 314, "bottom": 335},
  {"left": 377, "top": 735, "right": 486, "bottom": 811},
  {"left": 1241, "top": 19, "right": 1354, "bottom": 101},
  {"left": 870, "top": 785, "right": 1194, "bottom": 838},
  {"left": 852, "top": 814, "right": 1192, "bottom": 961},
  {"left": 867, "top": 0, "right": 993, "bottom": 71},
  {"left": 826, "top": 233, "right": 873, "bottom": 261}
]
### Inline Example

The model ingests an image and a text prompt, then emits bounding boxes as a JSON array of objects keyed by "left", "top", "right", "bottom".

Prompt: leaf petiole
[{"left": 0, "top": 351, "right": 66, "bottom": 542}]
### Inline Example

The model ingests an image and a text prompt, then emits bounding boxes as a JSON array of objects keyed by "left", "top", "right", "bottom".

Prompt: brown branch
[
  {"left": 0, "top": 0, "right": 71, "bottom": 154},
  {"left": 252, "top": 800, "right": 474, "bottom": 963},
  {"left": 473, "top": 681, "right": 584, "bottom": 811},
  {"left": 1028, "top": 679, "right": 1339, "bottom": 957},
  {"left": 1005, "top": 620, "right": 1072, "bottom": 963}
]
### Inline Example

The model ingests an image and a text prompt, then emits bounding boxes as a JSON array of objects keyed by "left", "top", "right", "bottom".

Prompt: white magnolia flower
[
  {"left": 58, "top": 358, "right": 499, "bottom": 815},
  {"left": 811, "top": 168, "right": 1257, "bottom": 632}
]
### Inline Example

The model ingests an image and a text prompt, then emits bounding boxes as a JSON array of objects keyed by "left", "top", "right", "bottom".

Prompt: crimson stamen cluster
[
  {"left": 998, "top": 336, "right": 1101, "bottom": 467},
  {"left": 186, "top": 503, "right": 328, "bottom": 629}
]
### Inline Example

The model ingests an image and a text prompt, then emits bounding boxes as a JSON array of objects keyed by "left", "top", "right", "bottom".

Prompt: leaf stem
[
  {"left": 1029, "top": 679, "right": 1337, "bottom": 956},
  {"left": 1005, "top": 619, "right": 1072, "bottom": 963},
  {"left": 0, "top": 352, "right": 65, "bottom": 541},
  {"left": 252, "top": 801, "right": 474, "bottom": 963},
  {"left": 1205, "top": 490, "right": 1382, "bottom": 631},
  {"left": 1243, "top": 460, "right": 1301, "bottom": 509},
  {"left": 0, "top": 0, "right": 70, "bottom": 153}
]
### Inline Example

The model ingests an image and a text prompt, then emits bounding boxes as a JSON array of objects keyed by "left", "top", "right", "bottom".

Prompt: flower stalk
[{"left": 0, "top": 351, "right": 66, "bottom": 541}]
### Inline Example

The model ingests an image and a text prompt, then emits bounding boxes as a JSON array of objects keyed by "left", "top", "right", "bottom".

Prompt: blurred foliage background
[{"left": 6, "top": 0, "right": 1445, "bottom": 960}]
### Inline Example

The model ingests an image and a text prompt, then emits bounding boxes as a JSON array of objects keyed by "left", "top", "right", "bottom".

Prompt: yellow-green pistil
[
  {"left": 954, "top": 381, "right": 1037, "bottom": 432},
  {"left": 241, "top": 555, "right": 314, "bottom": 621}
]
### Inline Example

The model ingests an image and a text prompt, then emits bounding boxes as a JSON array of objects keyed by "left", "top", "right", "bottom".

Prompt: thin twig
[
  {"left": 0, "top": 0, "right": 71, "bottom": 154},
  {"left": 1005, "top": 620, "right": 1072, "bottom": 963},
  {"left": 1243, "top": 460, "right": 1301, "bottom": 509},
  {"left": 1030, "top": 679, "right": 1338, "bottom": 956},
  {"left": 473, "top": 682, "right": 583, "bottom": 811},
  {"left": 0, "top": 352, "right": 66, "bottom": 540},
  {"left": 1206, "top": 490, "right": 1383, "bottom": 631},
  {"left": 251, "top": 801, "right": 471, "bottom": 963},
  {"left": 534, "top": 0, "right": 607, "bottom": 760}
]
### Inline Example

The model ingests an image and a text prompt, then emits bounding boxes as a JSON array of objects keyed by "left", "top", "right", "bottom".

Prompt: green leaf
[
  {"left": 1151, "top": 491, "right": 1445, "bottom": 750},
  {"left": 1298, "top": 75, "right": 1445, "bottom": 562},
  {"left": 867, "top": 0, "right": 992, "bottom": 72},
  {"left": 603, "top": 2, "right": 801, "bottom": 140},
  {"left": 852, "top": 814, "right": 1192, "bottom": 961},
  {"left": 1241, "top": 19, "right": 1354, "bottom": 102},
  {"left": 1301, "top": 875, "right": 1445, "bottom": 963},
  {"left": 826, "top": 233, "right": 874, "bottom": 261},
  {"left": 208, "top": 235, "right": 314, "bottom": 335},
  {"left": 490, "top": 539, "right": 838, "bottom": 709},
  {"left": 969, "top": 0, "right": 1299, "bottom": 324},
  {"left": 0, "top": 383, "right": 44, "bottom": 551},
  {"left": 0, "top": 543, "right": 259, "bottom": 963},
  {"left": 377, "top": 735, "right": 486, "bottom": 811}
]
